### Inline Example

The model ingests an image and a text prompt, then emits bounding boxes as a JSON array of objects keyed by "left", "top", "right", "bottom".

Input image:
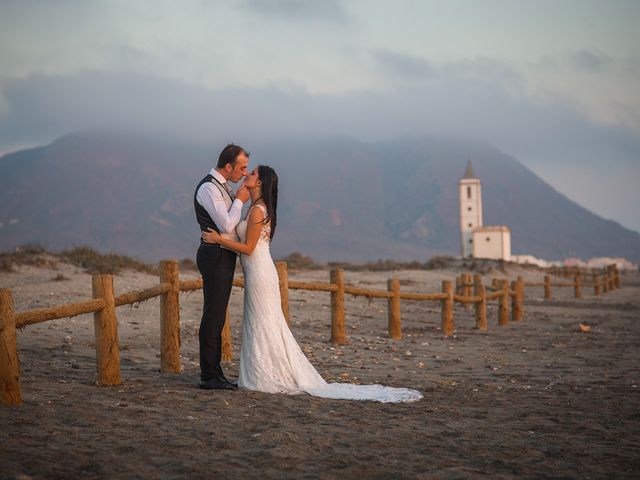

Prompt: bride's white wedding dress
[{"left": 236, "top": 204, "right": 422, "bottom": 403}]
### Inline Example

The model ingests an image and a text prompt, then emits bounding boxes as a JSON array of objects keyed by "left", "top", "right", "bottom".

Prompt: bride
[{"left": 202, "top": 165, "right": 422, "bottom": 403}]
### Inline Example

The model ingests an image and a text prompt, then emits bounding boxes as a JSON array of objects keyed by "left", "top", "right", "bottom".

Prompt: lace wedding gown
[{"left": 236, "top": 204, "right": 423, "bottom": 403}]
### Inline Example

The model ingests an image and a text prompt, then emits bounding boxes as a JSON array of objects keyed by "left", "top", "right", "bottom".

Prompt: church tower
[{"left": 459, "top": 160, "right": 483, "bottom": 257}]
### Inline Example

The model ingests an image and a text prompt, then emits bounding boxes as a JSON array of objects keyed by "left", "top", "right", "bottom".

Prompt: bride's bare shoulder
[{"left": 249, "top": 203, "right": 267, "bottom": 218}]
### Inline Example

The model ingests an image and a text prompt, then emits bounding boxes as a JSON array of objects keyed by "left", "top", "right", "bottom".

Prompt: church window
[{"left": 467, "top": 186, "right": 471, "bottom": 199}]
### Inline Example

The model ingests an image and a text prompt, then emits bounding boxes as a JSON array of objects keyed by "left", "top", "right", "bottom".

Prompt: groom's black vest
[{"left": 194, "top": 175, "right": 221, "bottom": 238}]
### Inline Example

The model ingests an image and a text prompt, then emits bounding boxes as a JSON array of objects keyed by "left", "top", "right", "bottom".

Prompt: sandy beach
[{"left": 1, "top": 258, "right": 639, "bottom": 479}]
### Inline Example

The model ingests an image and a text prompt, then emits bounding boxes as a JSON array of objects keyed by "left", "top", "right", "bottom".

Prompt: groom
[{"left": 194, "top": 144, "right": 250, "bottom": 390}]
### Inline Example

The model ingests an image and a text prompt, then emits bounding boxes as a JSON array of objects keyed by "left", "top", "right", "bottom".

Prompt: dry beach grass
[{"left": 1, "top": 254, "right": 639, "bottom": 479}]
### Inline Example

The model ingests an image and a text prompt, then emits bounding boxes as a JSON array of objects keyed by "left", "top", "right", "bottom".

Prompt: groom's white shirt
[{"left": 196, "top": 169, "right": 243, "bottom": 241}]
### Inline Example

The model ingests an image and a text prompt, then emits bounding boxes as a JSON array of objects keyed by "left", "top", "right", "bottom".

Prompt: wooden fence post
[
  {"left": 441, "top": 280, "right": 454, "bottom": 336},
  {"left": 512, "top": 276, "right": 524, "bottom": 322},
  {"left": 611, "top": 267, "right": 616, "bottom": 289},
  {"left": 91, "top": 274, "right": 121, "bottom": 385},
  {"left": 463, "top": 273, "right": 472, "bottom": 310},
  {"left": 474, "top": 278, "right": 487, "bottom": 331},
  {"left": 518, "top": 276, "right": 525, "bottom": 320},
  {"left": 0, "top": 289, "right": 22, "bottom": 405},
  {"left": 221, "top": 306, "right": 232, "bottom": 361},
  {"left": 160, "top": 260, "right": 181, "bottom": 373},
  {"left": 608, "top": 265, "right": 616, "bottom": 290},
  {"left": 276, "top": 262, "right": 290, "bottom": 325},
  {"left": 574, "top": 274, "right": 582, "bottom": 299},
  {"left": 608, "top": 269, "right": 614, "bottom": 291},
  {"left": 330, "top": 269, "right": 347, "bottom": 345},
  {"left": 510, "top": 279, "right": 517, "bottom": 320},
  {"left": 387, "top": 278, "right": 402, "bottom": 339},
  {"left": 544, "top": 275, "right": 552, "bottom": 299},
  {"left": 498, "top": 280, "right": 509, "bottom": 326}
]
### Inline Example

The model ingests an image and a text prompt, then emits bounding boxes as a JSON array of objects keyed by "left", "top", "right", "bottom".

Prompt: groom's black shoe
[{"left": 199, "top": 376, "right": 238, "bottom": 390}]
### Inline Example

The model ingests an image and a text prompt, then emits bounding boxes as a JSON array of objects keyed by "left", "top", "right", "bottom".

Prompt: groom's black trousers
[{"left": 197, "top": 243, "right": 237, "bottom": 381}]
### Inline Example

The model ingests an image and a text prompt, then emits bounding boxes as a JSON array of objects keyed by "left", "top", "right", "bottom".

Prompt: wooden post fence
[
  {"left": 511, "top": 276, "right": 524, "bottom": 322},
  {"left": 464, "top": 273, "right": 473, "bottom": 310},
  {"left": 91, "top": 274, "right": 122, "bottom": 386},
  {"left": 474, "top": 275, "right": 487, "bottom": 331},
  {"left": 330, "top": 269, "right": 347, "bottom": 345},
  {"left": 544, "top": 275, "right": 552, "bottom": 299},
  {"left": 0, "top": 289, "right": 22, "bottom": 405},
  {"left": 498, "top": 280, "right": 509, "bottom": 326},
  {"left": 441, "top": 280, "right": 454, "bottom": 336},
  {"left": 4, "top": 258, "right": 622, "bottom": 404},
  {"left": 160, "top": 260, "right": 181, "bottom": 373},
  {"left": 574, "top": 274, "right": 582, "bottom": 299},
  {"left": 387, "top": 278, "right": 402, "bottom": 339},
  {"left": 222, "top": 307, "right": 232, "bottom": 361},
  {"left": 593, "top": 269, "right": 601, "bottom": 296},
  {"left": 276, "top": 261, "right": 290, "bottom": 325}
]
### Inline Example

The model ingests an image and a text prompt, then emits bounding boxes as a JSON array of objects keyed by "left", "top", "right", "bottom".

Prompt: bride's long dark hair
[{"left": 258, "top": 165, "right": 278, "bottom": 240}]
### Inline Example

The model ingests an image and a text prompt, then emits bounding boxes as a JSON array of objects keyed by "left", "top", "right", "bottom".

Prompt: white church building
[{"left": 459, "top": 161, "right": 511, "bottom": 260}]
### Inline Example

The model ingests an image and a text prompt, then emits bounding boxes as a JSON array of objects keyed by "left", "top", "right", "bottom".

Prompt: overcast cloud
[{"left": 0, "top": 0, "right": 638, "bottom": 231}]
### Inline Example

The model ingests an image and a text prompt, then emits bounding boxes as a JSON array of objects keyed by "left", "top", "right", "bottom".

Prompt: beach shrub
[
  {"left": 279, "top": 252, "right": 324, "bottom": 270},
  {"left": 60, "top": 246, "right": 156, "bottom": 275}
]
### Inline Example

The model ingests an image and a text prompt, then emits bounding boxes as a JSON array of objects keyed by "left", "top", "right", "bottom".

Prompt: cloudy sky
[{"left": 1, "top": 0, "right": 639, "bottom": 231}]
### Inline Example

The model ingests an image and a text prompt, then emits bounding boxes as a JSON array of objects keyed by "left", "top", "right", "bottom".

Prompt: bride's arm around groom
[{"left": 202, "top": 204, "right": 265, "bottom": 256}]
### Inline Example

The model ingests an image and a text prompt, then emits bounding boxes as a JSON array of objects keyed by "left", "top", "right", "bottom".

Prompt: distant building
[
  {"left": 565, "top": 256, "right": 638, "bottom": 271},
  {"left": 459, "top": 161, "right": 511, "bottom": 260},
  {"left": 511, "top": 254, "right": 552, "bottom": 268}
]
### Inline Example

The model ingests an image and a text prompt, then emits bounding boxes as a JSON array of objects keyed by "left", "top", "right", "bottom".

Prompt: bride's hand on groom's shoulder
[{"left": 202, "top": 228, "right": 221, "bottom": 244}]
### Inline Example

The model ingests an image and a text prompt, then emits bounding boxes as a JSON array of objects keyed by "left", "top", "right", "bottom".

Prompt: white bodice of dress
[
  {"left": 236, "top": 203, "right": 271, "bottom": 270},
  {"left": 236, "top": 204, "right": 270, "bottom": 245}
]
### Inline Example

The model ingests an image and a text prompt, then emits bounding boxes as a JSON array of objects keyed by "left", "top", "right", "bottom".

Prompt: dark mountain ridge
[{"left": 1, "top": 131, "right": 638, "bottom": 263}]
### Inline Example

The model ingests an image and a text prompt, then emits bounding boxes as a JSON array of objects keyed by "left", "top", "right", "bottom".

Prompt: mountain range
[{"left": 1, "top": 131, "right": 638, "bottom": 263}]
